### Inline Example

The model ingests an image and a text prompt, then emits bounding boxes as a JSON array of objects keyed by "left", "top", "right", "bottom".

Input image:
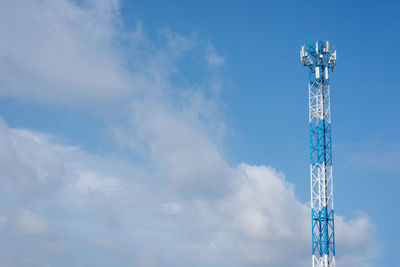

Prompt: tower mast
[{"left": 300, "top": 40, "right": 337, "bottom": 267}]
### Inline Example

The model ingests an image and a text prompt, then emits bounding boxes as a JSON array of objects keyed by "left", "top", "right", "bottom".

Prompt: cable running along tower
[{"left": 300, "top": 40, "right": 337, "bottom": 267}]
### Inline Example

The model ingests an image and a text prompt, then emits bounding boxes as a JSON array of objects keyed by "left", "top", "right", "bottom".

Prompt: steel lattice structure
[{"left": 300, "top": 40, "right": 337, "bottom": 267}]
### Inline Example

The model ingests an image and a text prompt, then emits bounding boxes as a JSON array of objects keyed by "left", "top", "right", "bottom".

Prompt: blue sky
[{"left": 0, "top": 0, "right": 398, "bottom": 266}]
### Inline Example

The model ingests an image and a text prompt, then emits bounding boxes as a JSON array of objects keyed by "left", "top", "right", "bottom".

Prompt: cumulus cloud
[
  {"left": 0, "top": 0, "right": 131, "bottom": 107},
  {"left": 0, "top": 0, "right": 377, "bottom": 266},
  {"left": 0, "top": 118, "right": 376, "bottom": 266}
]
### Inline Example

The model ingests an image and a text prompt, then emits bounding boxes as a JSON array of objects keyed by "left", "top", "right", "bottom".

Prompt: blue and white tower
[{"left": 300, "top": 40, "right": 337, "bottom": 267}]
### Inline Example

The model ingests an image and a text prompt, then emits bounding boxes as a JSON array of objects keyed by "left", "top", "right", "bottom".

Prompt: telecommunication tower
[{"left": 300, "top": 40, "right": 337, "bottom": 267}]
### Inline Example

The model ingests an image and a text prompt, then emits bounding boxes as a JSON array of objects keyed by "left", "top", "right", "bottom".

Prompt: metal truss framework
[{"left": 301, "top": 40, "right": 337, "bottom": 267}]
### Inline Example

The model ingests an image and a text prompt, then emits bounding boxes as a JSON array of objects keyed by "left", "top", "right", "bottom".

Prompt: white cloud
[
  {"left": 117, "top": 97, "right": 232, "bottom": 199},
  {"left": 14, "top": 208, "right": 51, "bottom": 237},
  {"left": 74, "top": 170, "right": 121, "bottom": 195},
  {"left": 206, "top": 43, "right": 225, "bottom": 67},
  {"left": 0, "top": 117, "right": 376, "bottom": 266},
  {"left": 0, "top": 0, "right": 131, "bottom": 107},
  {"left": 161, "top": 202, "right": 183, "bottom": 215},
  {"left": 0, "top": 118, "right": 65, "bottom": 200}
]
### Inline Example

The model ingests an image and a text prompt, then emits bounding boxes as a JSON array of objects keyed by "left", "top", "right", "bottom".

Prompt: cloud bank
[{"left": 0, "top": 0, "right": 376, "bottom": 266}]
